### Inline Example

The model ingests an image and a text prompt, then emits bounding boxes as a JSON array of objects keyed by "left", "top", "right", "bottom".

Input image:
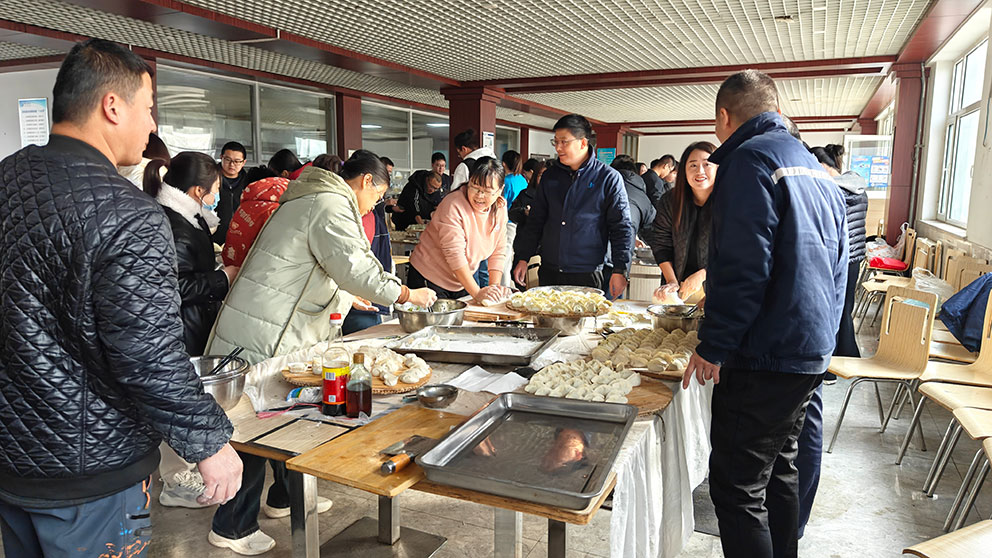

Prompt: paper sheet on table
[{"left": 446, "top": 366, "right": 527, "bottom": 394}]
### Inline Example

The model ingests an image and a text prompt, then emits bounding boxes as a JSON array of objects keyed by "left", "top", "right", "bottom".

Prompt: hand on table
[
  {"left": 197, "top": 443, "right": 243, "bottom": 506},
  {"left": 608, "top": 273, "right": 628, "bottom": 299},
  {"left": 682, "top": 352, "right": 721, "bottom": 389},
  {"left": 475, "top": 285, "right": 511, "bottom": 305},
  {"left": 678, "top": 270, "right": 706, "bottom": 301},
  {"left": 407, "top": 288, "right": 437, "bottom": 308},
  {"left": 352, "top": 296, "right": 376, "bottom": 312},
  {"left": 512, "top": 261, "right": 528, "bottom": 286}
]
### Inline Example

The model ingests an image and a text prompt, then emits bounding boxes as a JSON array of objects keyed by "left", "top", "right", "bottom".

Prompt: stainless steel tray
[
  {"left": 386, "top": 325, "right": 559, "bottom": 366},
  {"left": 418, "top": 393, "right": 637, "bottom": 510}
]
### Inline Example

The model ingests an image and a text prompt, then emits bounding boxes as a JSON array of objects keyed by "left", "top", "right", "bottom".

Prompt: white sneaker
[
  {"left": 208, "top": 530, "right": 275, "bottom": 555},
  {"left": 159, "top": 470, "right": 209, "bottom": 509},
  {"left": 261, "top": 496, "right": 333, "bottom": 519}
]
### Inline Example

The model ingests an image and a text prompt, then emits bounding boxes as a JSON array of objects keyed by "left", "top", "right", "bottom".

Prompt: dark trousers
[
  {"left": 537, "top": 267, "right": 604, "bottom": 290},
  {"left": 0, "top": 476, "right": 152, "bottom": 557},
  {"left": 474, "top": 259, "right": 489, "bottom": 287},
  {"left": 343, "top": 309, "right": 383, "bottom": 335},
  {"left": 834, "top": 260, "right": 862, "bottom": 360},
  {"left": 407, "top": 264, "right": 469, "bottom": 300},
  {"left": 795, "top": 384, "right": 823, "bottom": 538},
  {"left": 709, "top": 368, "right": 822, "bottom": 558},
  {"left": 212, "top": 453, "right": 290, "bottom": 539}
]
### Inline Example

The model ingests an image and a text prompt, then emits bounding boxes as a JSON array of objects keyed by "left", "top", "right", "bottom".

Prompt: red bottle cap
[{"left": 330, "top": 313, "right": 343, "bottom": 320}]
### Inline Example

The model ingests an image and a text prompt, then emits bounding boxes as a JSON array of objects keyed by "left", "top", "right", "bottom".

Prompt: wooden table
[{"left": 225, "top": 396, "right": 352, "bottom": 558}]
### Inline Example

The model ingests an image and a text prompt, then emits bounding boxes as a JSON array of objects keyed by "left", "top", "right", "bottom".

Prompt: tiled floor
[{"left": 5, "top": 317, "right": 991, "bottom": 557}]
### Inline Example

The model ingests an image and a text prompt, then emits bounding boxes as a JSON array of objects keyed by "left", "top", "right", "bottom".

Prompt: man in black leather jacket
[{"left": 0, "top": 39, "right": 241, "bottom": 556}]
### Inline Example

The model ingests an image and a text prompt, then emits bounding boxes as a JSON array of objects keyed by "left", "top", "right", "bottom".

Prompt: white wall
[
  {"left": 637, "top": 130, "right": 848, "bottom": 164},
  {"left": 0, "top": 68, "right": 58, "bottom": 159}
]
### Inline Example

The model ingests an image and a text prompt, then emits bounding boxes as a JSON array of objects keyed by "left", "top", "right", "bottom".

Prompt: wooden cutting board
[
  {"left": 460, "top": 296, "right": 527, "bottom": 322},
  {"left": 286, "top": 405, "right": 466, "bottom": 498},
  {"left": 628, "top": 377, "right": 674, "bottom": 417}
]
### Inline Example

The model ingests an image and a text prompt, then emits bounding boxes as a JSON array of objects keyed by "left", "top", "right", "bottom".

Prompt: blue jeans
[
  {"left": 474, "top": 260, "right": 489, "bottom": 287},
  {"left": 0, "top": 476, "right": 152, "bottom": 557},
  {"left": 212, "top": 453, "right": 290, "bottom": 539},
  {"left": 796, "top": 384, "right": 823, "bottom": 538},
  {"left": 343, "top": 310, "right": 383, "bottom": 335}
]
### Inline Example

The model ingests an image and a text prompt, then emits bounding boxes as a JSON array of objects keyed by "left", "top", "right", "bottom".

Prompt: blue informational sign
[
  {"left": 850, "top": 154, "right": 890, "bottom": 190},
  {"left": 596, "top": 148, "right": 616, "bottom": 165}
]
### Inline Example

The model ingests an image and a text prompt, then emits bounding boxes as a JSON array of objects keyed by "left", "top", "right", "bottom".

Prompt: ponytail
[
  {"left": 144, "top": 151, "right": 219, "bottom": 198},
  {"left": 824, "top": 144, "right": 845, "bottom": 171},
  {"left": 143, "top": 158, "right": 169, "bottom": 197}
]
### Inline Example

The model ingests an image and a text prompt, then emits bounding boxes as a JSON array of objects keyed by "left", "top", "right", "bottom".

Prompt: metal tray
[
  {"left": 418, "top": 393, "right": 637, "bottom": 510},
  {"left": 386, "top": 326, "right": 559, "bottom": 366}
]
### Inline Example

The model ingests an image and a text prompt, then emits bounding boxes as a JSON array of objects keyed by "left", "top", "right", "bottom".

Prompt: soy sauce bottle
[
  {"left": 321, "top": 313, "right": 349, "bottom": 416},
  {"left": 346, "top": 353, "right": 373, "bottom": 418}
]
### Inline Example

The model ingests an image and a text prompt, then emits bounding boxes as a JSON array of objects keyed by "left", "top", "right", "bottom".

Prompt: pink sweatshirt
[{"left": 410, "top": 190, "right": 508, "bottom": 292}]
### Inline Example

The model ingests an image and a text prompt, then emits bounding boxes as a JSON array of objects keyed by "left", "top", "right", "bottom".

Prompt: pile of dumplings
[
  {"left": 524, "top": 360, "right": 640, "bottom": 404},
  {"left": 600, "top": 308, "right": 650, "bottom": 330},
  {"left": 591, "top": 328, "right": 700, "bottom": 373},
  {"left": 395, "top": 334, "right": 444, "bottom": 350},
  {"left": 509, "top": 289, "right": 611, "bottom": 316},
  {"left": 354, "top": 346, "right": 431, "bottom": 386}
]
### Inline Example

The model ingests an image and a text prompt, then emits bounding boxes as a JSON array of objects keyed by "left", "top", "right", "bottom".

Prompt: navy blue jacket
[
  {"left": 697, "top": 112, "right": 848, "bottom": 374},
  {"left": 354, "top": 202, "right": 392, "bottom": 317},
  {"left": 515, "top": 152, "right": 634, "bottom": 275},
  {"left": 938, "top": 273, "right": 992, "bottom": 352}
]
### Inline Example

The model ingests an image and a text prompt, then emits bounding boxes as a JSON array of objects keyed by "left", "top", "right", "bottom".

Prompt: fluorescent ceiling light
[
  {"left": 361, "top": 124, "right": 382, "bottom": 129},
  {"left": 426, "top": 123, "right": 449, "bottom": 128}
]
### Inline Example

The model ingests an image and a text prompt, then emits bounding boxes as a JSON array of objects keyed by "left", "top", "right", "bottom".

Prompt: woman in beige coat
[{"left": 204, "top": 150, "right": 435, "bottom": 554}]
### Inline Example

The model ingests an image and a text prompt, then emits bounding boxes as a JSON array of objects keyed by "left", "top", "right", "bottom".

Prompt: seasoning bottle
[
  {"left": 346, "top": 353, "right": 373, "bottom": 418},
  {"left": 321, "top": 313, "right": 349, "bottom": 416}
]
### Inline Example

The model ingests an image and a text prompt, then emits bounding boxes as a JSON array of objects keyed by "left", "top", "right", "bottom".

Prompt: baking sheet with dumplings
[
  {"left": 507, "top": 288, "right": 612, "bottom": 318},
  {"left": 524, "top": 359, "right": 673, "bottom": 416},
  {"left": 590, "top": 327, "right": 700, "bottom": 380}
]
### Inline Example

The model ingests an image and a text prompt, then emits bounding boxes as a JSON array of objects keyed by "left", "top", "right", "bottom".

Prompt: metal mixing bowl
[
  {"left": 531, "top": 315, "right": 590, "bottom": 336},
  {"left": 647, "top": 305, "right": 701, "bottom": 332},
  {"left": 416, "top": 384, "right": 459, "bottom": 409},
  {"left": 394, "top": 299, "right": 467, "bottom": 333},
  {"left": 191, "top": 355, "right": 249, "bottom": 410}
]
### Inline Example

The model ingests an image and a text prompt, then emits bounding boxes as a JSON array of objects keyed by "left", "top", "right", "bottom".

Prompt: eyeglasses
[
  {"left": 222, "top": 156, "right": 245, "bottom": 165},
  {"left": 550, "top": 138, "right": 582, "bottom": 148},
  {"left": 467, "top": 184, "right": 501, "bottom": 196}
]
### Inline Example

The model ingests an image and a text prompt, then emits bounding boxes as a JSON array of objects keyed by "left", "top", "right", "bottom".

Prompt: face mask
[{"left": 202, "top": 193, "right": 218, "bottom": 212}]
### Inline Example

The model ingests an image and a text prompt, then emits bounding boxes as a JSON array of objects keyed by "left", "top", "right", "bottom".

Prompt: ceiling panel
[
  {"left": 0, "top": 39, "right": 61, "bottom": 59},
  {"left": 182, "top": 0, "right": 930, "bottom": 81},
  {"left": 517, "top": 75, "right": 883, "bottom": 122}
]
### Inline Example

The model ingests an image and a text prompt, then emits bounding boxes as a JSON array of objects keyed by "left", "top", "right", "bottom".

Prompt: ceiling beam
[{"left": 464, "top": 56, "right": 895, "bottom": 95}]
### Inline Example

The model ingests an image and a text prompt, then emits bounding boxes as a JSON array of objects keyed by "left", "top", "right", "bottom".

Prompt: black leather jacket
[
  {"left": 162, "top": 206, "right": 229, "bottom": 356},
  {"left": 0, "top": 135, "right": 232, "bottom": 506}
]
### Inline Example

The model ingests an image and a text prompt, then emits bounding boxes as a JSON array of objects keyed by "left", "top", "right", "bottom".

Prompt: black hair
[
  {"left": 431, "top": 152, "right": 446, "bottom": 163},
  {"left": 144, "top": 133, "right": 170, "bottom": 163},
  {"left": 781, "top": 115, "right": 802, "bottom": 140},
  {"left": 527, "top": 159, "right": 547, "bottom": 189},
  {"left": 716, "top": 70, "right": 779, "bottom": 125},
  {"left": 810, "top": 144, "right": 845, "bottom": 172},
  {"left": 144, "top": 151, "right": 220, "bottom": 199},
  {"left": 611, "top": 154, "right": 638, "bottom": 173},
  {"left": 553, "top": 114, "right": 596, "bottom": 150},
  {"left": 244, "top": 165, "right": 278, "bottom": 184},
  {"left": 52, "top": 39, "right": 153, "bottom": 125},
  {"left": 671, "top": 141, "right": 717, "bottom": 231},
  {"left": 268, "top": 149, "right": 302, "bottom": 174},
  {"left": 220, "top": 141, "right": 247, "bottom": 159},
  {"left": 501, "top": 150, "right": 522, "bottom": 175},
  {"left": 312, "top": 153, "right": 343, "bottom": 173},
  {"left": 454, "top": 129, "right": 479, "bottom": 150},
  {"left": 522, "top": 158, "right": 540, "bottom": 174},
  {"left": 637, "top": 162, "right": 647, "bottom": 171},
  {"left": 339, "top": 149, "right": 390, "bottom": 186},
  {"left": 379, "top": 156, "right": 395, "bottom": 168},
  {"left": 661, "top": 154, "right": 676, "bottom": 167},
  {"left": 462, "top": 157, "right": 505, "bottom": 208}
]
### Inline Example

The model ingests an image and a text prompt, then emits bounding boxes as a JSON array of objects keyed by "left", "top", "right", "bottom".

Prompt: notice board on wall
[{"left": 18, "top": 98, "right": 49, "bottom": 148}]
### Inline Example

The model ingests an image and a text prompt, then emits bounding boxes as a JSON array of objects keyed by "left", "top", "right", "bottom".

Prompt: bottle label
[{"left": 322, "top": 363, "right": 349, "bottom": 406}]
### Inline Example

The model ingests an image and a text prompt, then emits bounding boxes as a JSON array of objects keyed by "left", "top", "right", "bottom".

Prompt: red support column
[
  {"left": 594, "top": 124, "right": 626, "bottom": 155},
  {"left": 858, "top": 118, "right": 878, "bottom": 135},
  {"left": 520, "top": 126, "right": 530, "bottom": 159},
  {"left": 886, "top": 64, "right": 923, "bottom": 241},
  {"left": 441, "top": 86, "right": 505, "bottom": 169},
  {"left": 335, "top": 92, "right": 363, "bottom": 160}
]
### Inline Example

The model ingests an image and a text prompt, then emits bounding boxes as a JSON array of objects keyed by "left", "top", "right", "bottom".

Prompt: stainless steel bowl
[
  {"left": 394, "top": 299, "right": 467, "bottom": 333},
  {"left": 191, "top": 355, "right": 249, "bottom": 410},
  {"left": 657, "top": 304, "right": 697, "bottom": 316},
  {"left": 647, "top": 305, "right": 701, "bottom": 332},
  {"left": 416, "top": 384, "right": 459, "bottom": 409},
  {"left": 531, "top": 315, "right": 590, "bottom": 336}
]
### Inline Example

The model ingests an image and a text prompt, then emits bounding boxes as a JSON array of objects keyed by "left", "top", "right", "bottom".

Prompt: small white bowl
[{"left": 287, "top": 361, "right": 308, "bottom": 375}]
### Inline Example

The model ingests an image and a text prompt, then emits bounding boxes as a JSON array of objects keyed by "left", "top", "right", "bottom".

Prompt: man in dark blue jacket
[
  {"left": 512, "top": 114, "right": 634, "bottom": 298},
  {"left": 683, "top": 70, "right": 848, "bottom": 558}
]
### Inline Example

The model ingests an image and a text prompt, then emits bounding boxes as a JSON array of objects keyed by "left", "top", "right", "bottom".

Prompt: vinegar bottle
[
  {"left": 321, "top": 313, "right": 349, "bottom": 416},
  {"left": 346, "top": 353, "right": 373, "bottom": 418}
]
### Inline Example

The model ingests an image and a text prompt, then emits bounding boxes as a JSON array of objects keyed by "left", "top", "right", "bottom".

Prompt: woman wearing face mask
[
  {"left": 644, "top": 141, "right": 718, "bottom": 303},
  {"left": 144, "top": 152, "right": 238, "bottom": 357},
  {"left": 408, "top": 157, "right": 512, "bottom": 304}
]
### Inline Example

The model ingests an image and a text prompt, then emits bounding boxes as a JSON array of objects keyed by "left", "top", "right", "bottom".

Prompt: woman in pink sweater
[{"left": 409, "top": 157, "right": 513, "bottom": 304}]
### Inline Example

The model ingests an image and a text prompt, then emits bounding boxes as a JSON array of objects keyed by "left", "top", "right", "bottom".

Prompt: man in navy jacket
[
  {"left": 512, "top": 114, "right": 634, "bottom": 298},
  {"left": 683, "top": 71, "right": 848, "bottom": 558}
]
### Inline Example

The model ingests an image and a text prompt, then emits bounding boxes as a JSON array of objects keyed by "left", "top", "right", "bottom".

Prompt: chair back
[
  {"left": 972, "top": 290, "right": 992, "bottom": 370},
  {"left": 946, "top": 256, "right": 990, "bottom": 291},
  {"left": 900, "top": 228, "right": 918, "bottom": 266},
  {"left": 941, "top": 247, "right": 967, "bottom": 280},
  {"left": 913, "top": 238, "right": 937, "bottom": 273},
  {"left": 959, "top": 262, "right": 992, "bottom": 290},
  {"left": 934, "top": 241, "right": 944, "bottom": 277},
  {"left": 876, "top": 286, "right": 938, "bottom": 373}
]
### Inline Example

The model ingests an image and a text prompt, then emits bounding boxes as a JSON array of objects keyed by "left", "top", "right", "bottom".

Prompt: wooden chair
[
  {"left": 945, "top": 256, "right": 989, "bottom": 292},
  {"left": 931, "top": 410, "right": 992, "bottom": 532},
  {"left": 959, "top": 262, "right": 992, "bottom": 291},
  {"left": 940, "top": 247, "right": 967, "bottom": 280},
  {"left": 903, "top": 519, "right": 992, "bottom": 557},
  {"left": 826, "top": 287, "right": 938, "bottom": 453}
]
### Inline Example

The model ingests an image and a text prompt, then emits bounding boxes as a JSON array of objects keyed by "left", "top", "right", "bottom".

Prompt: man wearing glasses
[{"left": 214, "top": 141, "right": 248, "bottom": 244}]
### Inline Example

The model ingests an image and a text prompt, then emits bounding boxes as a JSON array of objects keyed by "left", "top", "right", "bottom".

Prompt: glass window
[
  {"left": 156, "top": 67, "right": 254, "bottom": 160},
  {"left": 259, "top": 86, "right": 333, "bottom": 163},
  {"left": 361, "top": 103, "right": 411, "bottom": 182},
  {"left": 412, "top": 113, "right": 448, "bottom": 170},
  {"left": 961, "top": 40, "right": 988, "bottom": 109},
  {"left": 494, "top": 127, "right": 519, "bottom": 158},
  {"left": 948, "top": 110, "right": 979, "bottom": 224}
]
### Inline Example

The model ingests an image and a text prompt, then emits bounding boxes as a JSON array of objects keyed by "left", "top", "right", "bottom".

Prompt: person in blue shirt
[
  {"left": 683, "top": 70, "right": 848, "bottom": 558},
  {"left": 502, "top": 150, "right": 527, "bottom": 205}
]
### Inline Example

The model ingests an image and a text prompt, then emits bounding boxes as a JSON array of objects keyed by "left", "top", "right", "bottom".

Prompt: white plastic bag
[
  {"left": 866, "top": 238, "right": 898, "bottom": 260},
  {"left": 912, "top": 268, "right": 954, "bottom": 311},
  {"left": 892, "top": 222, "right": 910, "bottom": 259}
]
